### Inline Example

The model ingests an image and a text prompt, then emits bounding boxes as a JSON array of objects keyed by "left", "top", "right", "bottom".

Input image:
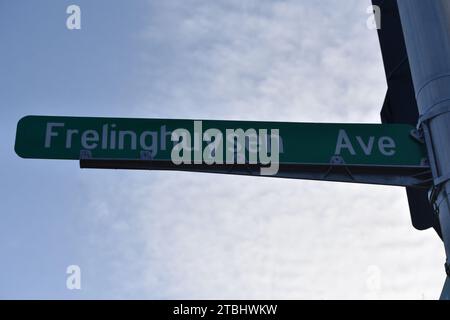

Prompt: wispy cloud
[{"left": 133, "top": 0, "right": 386, "bottom": 123}]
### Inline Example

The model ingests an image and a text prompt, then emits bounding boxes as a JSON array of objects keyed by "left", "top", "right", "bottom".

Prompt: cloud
[
  {"left": 79, "top": 0, "right": 443, "bottom": 299},
  {"left": 133, "top": 0, "right": 385, "bottom": 123}
]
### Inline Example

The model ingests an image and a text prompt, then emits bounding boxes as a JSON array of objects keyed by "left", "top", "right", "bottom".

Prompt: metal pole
[{"left": 397, "top": 0, "right": 450, "bottom": 299}]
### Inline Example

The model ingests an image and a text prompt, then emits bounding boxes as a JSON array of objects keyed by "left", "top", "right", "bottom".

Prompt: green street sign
[{"left": 15, "top": 115, "right": 427, "bottom": 168}]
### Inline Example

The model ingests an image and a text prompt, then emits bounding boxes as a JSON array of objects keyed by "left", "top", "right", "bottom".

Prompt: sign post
[{"left": 398, "top": 0, "right": 450, "bottom": 299}]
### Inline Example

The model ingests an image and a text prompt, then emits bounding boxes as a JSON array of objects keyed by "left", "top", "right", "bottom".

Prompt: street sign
[{"left": 15, "top": 115, "right": 427, "bottom": 167}]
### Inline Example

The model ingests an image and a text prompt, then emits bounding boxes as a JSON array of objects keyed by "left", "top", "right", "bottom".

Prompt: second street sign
[{"left": 15, "top": 115, "right": 427, "bottom": 168}]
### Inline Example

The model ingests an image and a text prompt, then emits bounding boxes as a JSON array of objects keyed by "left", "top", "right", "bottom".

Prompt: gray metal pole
[{"left": 397, "top": 0, "right": 450, "bottom": 299}]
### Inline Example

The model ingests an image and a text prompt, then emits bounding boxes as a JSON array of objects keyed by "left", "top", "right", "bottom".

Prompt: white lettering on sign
[
  {"left": 335, "top": 129, "right": 356, "bottom": 155},
  {"left": 45, "top": 123, "right": 65, "bottom": 148},
  {"left": 378, "top": 136, "right": 396, "bottom": 156},
  {"left": 140, "top": 131, "right": 158, "bottom": 153},
  {"left": 81, "top": 130, "right": 99, "bottom": 149},
  {"left": 66, "top": 129, "right": 79, "bottom": 148},
  {"left": 356, "top": 136, "right": 375, "bottom": 155},
  {"left": 44, "top": 122, "right": 166, "bottom": 156},
  {"left": 43, "top": 121, "right": 282, "bottom": 175},
  {"left": 335, "top": 129, "right": 396, "bottom": 157},
  {"left": 118, "top": 131, "right": 137, "bottom": 150}
]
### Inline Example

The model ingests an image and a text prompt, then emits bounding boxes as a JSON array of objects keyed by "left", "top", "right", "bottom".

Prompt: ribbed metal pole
[{"left": 397, "top": 0, "right": 450, "bottom": 299}]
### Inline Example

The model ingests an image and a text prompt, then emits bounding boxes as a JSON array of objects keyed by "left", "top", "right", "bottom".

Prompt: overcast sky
[{"left": 0, "top": 0, "right": 445, "bottom": 299}]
